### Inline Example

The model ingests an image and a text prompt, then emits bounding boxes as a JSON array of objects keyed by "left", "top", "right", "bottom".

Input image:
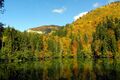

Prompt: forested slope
[{"left": 0, "top": 2, "right": 120, "bottom": 62}]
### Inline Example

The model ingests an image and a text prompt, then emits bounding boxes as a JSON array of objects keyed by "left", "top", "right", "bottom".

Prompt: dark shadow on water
[{"left": 0, "top": 58, "right": 120, "bottom": 80}]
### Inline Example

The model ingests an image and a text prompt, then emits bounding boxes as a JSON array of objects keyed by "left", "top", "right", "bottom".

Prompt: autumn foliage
[{"left": 0, "top": 2, "right": 120, "bottom": 61}]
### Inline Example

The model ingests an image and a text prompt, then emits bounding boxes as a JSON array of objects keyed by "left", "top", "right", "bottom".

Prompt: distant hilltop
[{"left": 27, "top": 25, "right": 61, "bottom": 34}]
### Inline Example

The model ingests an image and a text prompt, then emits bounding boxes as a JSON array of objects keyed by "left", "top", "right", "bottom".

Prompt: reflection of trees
[
  {"left": 105, "top": 59, "right": 117, "bottom": 80},
  {"left": 60, "top": 59, "right": 71, "bottom": 80},
  {"left": 0, "top": 62, "right": 44, "bottom": 80},
  {"left": 0, "top": 59, "right": 120, "bottom": 80},
  {"left": 81, "top": 59, "right": 93, "bottom": 80},
  {"left": 72, "top": 58, "right": 79, "bottom": 80}
]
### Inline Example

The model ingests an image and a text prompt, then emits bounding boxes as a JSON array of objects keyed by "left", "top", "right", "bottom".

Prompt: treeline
[
  {"left": 0, "top": 25, "right": 84, "bottom": 62},
  {"left": 0, "top": 26, "right": 43, "bottom": 61},
  {"left": 0, "top": 17, "right": 120, "bottom": 62},
  {"left": 92, "top": 17, "right": 120, "bottom": 58}
]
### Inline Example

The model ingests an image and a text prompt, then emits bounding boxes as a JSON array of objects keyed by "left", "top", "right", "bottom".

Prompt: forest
[
  {"left": 0, "top": 1, "right": 120, "bottom": 62},
  {"left": 0, "top": 16, "right": 120, "bottom": 62},
  {"left": 1, "top": 1, "right": 120, "bottom": 80}
]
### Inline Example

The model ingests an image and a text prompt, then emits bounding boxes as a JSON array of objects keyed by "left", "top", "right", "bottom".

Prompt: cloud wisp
[
  {"left": 52, "top": 7, "right": 66, "bottom": 14},
  {"left": 74, "top": 12, "right": 88, "bottom": 21},
  {"left": 93, "top": 2, "right": 100, "bottom": 7}
]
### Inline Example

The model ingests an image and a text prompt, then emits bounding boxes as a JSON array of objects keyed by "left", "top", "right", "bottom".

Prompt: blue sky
[{"left": 0, "top": 0, "right": 118, "bottom": 31}]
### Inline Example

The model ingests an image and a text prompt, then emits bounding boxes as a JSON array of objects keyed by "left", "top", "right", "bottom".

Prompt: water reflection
[{"left": 0, "top": 58, "right": 120, "bottom": 80}]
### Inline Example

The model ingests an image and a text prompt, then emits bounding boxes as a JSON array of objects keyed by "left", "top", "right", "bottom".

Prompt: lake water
[{"left": 0, "top": 58, "right": 120, "bottom": 80}]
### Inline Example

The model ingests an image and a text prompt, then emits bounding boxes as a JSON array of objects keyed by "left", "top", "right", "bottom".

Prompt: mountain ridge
[{"left": 27, "top": 25, "right": 61, "bottom": 34}]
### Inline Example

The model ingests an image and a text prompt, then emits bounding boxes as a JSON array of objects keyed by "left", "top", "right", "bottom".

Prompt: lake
[{"left": 0, "top": 58, "right": 120, "bottom": 80}]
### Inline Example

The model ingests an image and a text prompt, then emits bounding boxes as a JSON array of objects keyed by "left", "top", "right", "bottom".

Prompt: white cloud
[
  {"left": 108, "top": 0, "right": 120, "bottom": 3},
  {"left": 74, "top": 12, "right": 88, "bottom": 21},
  {"left": 52, "top": 7, "right": 66, "bottom": 14},
  {"left": 93, "top": 2, "right": 100, "bottom": 7}
]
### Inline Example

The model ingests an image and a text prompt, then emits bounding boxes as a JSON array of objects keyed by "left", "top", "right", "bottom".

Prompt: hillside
[
  {"left": 28, "top": 25, "right": 61, "bottom": 34},
  {"left": 1, "top": 1, "right": 120, "bottom": 61},
  {"left": 70, "top": 1, "right": 120, "bottom": 52},
  {"left": 73, "top": 1, "right": 120, "bottom": 35}
]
